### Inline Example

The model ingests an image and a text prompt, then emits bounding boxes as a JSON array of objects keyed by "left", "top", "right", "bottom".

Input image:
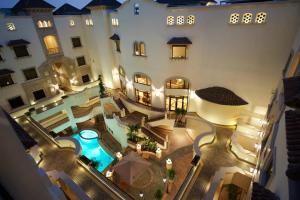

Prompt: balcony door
[{"left": 166, "top": 96, "right": 188, "bottom": 111}]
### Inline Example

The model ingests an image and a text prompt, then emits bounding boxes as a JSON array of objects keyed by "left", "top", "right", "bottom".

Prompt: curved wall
[{"left": 109, "top": 0, "right": 300, "bottom": 118}]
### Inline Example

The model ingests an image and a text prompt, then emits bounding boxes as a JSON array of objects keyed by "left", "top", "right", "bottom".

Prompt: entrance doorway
[
  {"left": 165, "top": 96, "right": 188, "bottom": 111},
  {"left": 52, "top": 63, "right": 71, "bottom": 90}
]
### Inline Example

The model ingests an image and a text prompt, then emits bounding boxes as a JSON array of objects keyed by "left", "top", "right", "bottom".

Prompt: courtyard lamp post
[
  {"left": 163, "top": 177, "right": 168, "bottom": 193},
  {"left": 139, "top": 191, "right": 144, "bottom": 199}
]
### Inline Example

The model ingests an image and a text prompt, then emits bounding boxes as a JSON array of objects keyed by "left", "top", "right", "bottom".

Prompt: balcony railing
[{"left": 47, "top": 47, "right": 60, "bottom": 55}]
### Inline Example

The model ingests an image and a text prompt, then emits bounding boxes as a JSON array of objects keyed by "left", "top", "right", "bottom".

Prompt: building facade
[{"left": 1, "top": 0, "right": 300, "bottom": 126}]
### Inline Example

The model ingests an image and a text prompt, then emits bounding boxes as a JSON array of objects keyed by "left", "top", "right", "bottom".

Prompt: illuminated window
[
  {"left": 134, "top": 73, "right": 151, "bottom": 85},
  {"left": 135, "top": 89, "right": 151, "bottom": 106},
  {"left": 133, "top": 41, "right": 146, "bottom": 56},
  {"left": 167, "top": 16, "right": 175, "bottom": 25},
  {"left": 177, "top": 16, "right": 185, "bottom": 25},
  {"left": 69, "top": 19, "right": 75, "bottom": 26},
  {"left": 7, "top": 23, "right": 16, "bottom": 31},
  {"left": 166, "top": 78, "right": 189, "bottom": 89},
  {"left": 242, "top": 13, "right": 252, "bottom": 24},
  {"left": 255, "top": 12, "right": 267, "bottom": 24},
  {"left": 134, "top": 3, "right": 139, "bottom": 15},
  {"left": 37, "top": 20, "right": 52, "bottom": 28},
  {"left": 112, "top": 18, "right": 119, "bottom": 26},
  {"left": 172, "top": 45, "right": 186, "bottom": 59},
  {"left": 43, "top": 35, "right": 59, "bottom": 55},
  {"left": 85, "top": 18, "right": 93, "bottom": 26},
  {"left": 229, "top": 13, "right": 239, "bottom": 24},
  {"left": 186, "top": 15, "right": 195, "bottom": 25}
]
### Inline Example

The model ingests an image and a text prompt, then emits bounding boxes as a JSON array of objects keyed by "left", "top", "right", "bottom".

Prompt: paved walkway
[
  {"left": 187, "top": 126, "right": 252, "bottom": 200},
  {"left": 18, "top": 116, "right": 115, "bottom": 200}
]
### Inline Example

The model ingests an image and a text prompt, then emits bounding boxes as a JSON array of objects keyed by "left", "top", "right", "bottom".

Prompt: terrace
[{"left": 10, "top": 82, "right": 260, "bottom": 200}]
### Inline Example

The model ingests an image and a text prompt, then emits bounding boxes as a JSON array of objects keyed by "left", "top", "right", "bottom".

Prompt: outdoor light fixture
[
  {"left": 106, "top": 170, "right": 113, "bottom": 178},
  {"left": 152, "top": 86, "right": 164, "bottom": 97},
  {"left": 116, "top": 152, "right": 122, "bottom": 160},
  {"left": 139, "top": 192, "right": 144, "bottom": 198}
]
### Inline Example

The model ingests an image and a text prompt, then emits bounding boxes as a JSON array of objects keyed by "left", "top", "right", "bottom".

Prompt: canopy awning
[
  {"left": 7, "top": 39, "right": 30, "bottom": 47},
  {"left": 167, "top": 37, "right": 192, "bottom": 45},
  {"left": 195, "top": 87, "right": 248, "bottom": 106},
  {"left": 110, "top": 34, "right": 120, "bottom": 41},
  {"left": 0, "top": 69, "right": 15, "bottom": 76},
  {"left": 113, "top": 151, "right": 151, "bottom": 185},
  {"left": 284, "top": 76, "right": 300, "bottom": 109}
]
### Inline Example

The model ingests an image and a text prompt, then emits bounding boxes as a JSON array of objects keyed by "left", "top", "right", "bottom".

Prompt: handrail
[
  {"left": 77, "top": 159, "right": 135, "bottom": 200},
  {"left": 25, "top": 115, "right": 60, "bottom": 147}
]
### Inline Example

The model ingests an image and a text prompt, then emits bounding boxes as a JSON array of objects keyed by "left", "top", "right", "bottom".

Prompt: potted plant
[
  {"left": 154, "top": 189, "right": 163, "bottom": 200},
  {"left": 98, "top": 75, "right": 106, "bottom": 98},
  {"left": 167, "top": 169, "right": 176, "bottom": 183}
]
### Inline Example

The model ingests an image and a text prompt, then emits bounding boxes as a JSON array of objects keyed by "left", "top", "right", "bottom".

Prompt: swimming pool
[{"left": 72, "top": 130, "right": 114, "bottom": 172}]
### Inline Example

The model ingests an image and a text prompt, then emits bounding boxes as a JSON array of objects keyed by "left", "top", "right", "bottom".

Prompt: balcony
[{"left": 47, "top": 47, "right": 60, "bottom": 55}]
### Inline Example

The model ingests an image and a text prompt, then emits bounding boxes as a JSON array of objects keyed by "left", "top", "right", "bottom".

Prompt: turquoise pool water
[{"left": 72, "top": 130, "right": 114, "bottom": 172}]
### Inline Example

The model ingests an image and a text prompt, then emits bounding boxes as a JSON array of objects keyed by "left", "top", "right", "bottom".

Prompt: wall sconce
[
  {"left": 190, "top": 90, "right": 197, "bottom": 99},
  {"left": 126, "top": 78, "right": 133, "bottom": 89},
  {"left": 152, "top": 86, "right": 164, "bottom": 97}
]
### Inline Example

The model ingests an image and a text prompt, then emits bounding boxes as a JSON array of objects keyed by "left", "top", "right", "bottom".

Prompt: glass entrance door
[{"left": 166, "top": 96, "right": 188, "bottom": 111}]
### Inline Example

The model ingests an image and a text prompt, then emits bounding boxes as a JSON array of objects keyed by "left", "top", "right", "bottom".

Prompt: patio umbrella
[{"left": 113, "top": 151, "right": 151, "bottom": 185}]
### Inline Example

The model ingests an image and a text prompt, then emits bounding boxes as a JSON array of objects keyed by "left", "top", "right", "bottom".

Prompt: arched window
[
  {"left": 119, "top": 66, "right": 125, "bottom": 77},
  {"left": 134, "top": 3, "right": 139, "bottom": 15},
  {"left": 134, "top": 41, "right": 139, "bottom": 55},
  {"left": 43, "top": 35, "right": 59, "bottom": 55},
  {"left": 47, "top": 20, "right": 52, "bottom": 27},
  {"left": 37, "top": 20, "right": 43, "bottom": 28},
  {"left": 134, "top": 73, "right": 151, "bottom": 85},
  {"left": 166, "top": 78, "right": 189, "bottom": 89},
  {"left": 43, "top": 21, "right": 48, "bottom": 27}
]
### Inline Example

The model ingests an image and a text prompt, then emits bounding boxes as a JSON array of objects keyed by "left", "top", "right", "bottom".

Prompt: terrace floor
[
  {"left": 187, "top": 126, "right": 252, "bottom": 200},
  {"left": 17, "top": 116, "right": 116, "bottom": 200}
]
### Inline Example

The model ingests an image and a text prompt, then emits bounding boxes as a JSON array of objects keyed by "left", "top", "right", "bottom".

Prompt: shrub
[
  {"left": 154, "top": 189, "right": 163, "bottom": 200},
  {"left": 167, "top": 169, "right": 176, "bottom": 180}
]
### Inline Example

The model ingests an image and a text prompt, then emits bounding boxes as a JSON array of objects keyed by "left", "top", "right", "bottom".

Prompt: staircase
[{"left": 113, "top": 97, "right": 129, "bottom": 114}]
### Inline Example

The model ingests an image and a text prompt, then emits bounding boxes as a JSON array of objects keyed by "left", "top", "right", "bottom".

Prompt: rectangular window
[
  {"left": 23, "top": 68, "right": 38, "bottom": 80},
  {"left": 0, "top": 74, "right": 14, "bottom": 87},
  {"left": 13, "top": 45, "right": 29, "bottom": 58},
  {"left": 82, "top": 74, "right": 90, "bottom": 83},
  {"left": 115, "top": 41, "right": 120, "bottom": 52},
  {"left": 172, "top": 45, "right": 186, "bottom": 59},
  {"left": 76, "top": 56, "right": 86, "bottom": 66},
  {"left": 71, "top": 37, "right": 82, "bottom": 48},
  {"left": 33, "top": 89, "right": 46, "bottom": 100},
  {"left": 135, "top": 89, "right": 151, "bottom": 106},
  {"left": 8, "top": 96, "right": 24, "bottom": 109},
  {"left": 134, "top": 3, "right": 139, "bottom": 15}
]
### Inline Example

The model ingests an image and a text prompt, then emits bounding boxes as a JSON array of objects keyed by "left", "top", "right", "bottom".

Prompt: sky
[
  {"left": 0, "top": 0, "right": 221, "bottom": 9},
  {"left": 0, "top": 0, "right": 98, "bottom": 9}
]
